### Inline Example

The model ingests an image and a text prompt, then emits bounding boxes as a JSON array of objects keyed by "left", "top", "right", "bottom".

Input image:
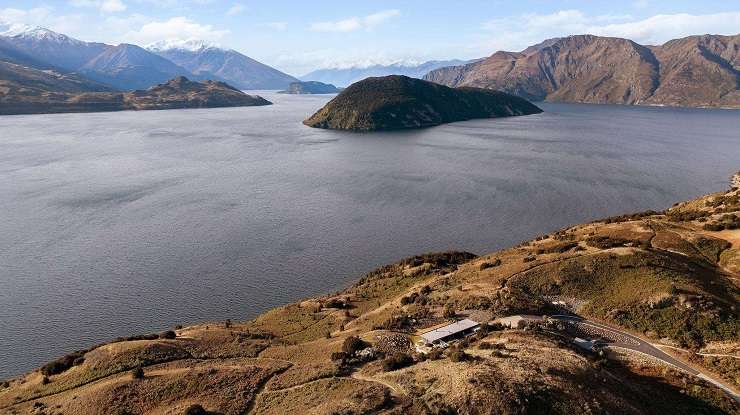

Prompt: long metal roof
[{"left": 420, "top": 319, "right": 479, "bottom": 343}]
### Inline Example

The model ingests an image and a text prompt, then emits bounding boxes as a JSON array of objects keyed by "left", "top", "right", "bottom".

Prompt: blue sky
[{"left": 1, "top": 1, "right": 739, "bottom": 76}]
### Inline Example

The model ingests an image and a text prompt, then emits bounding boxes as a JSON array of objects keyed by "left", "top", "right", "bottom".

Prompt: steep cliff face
[
  {"left": 425, "top": 34, "right": 740, "bottom": 108},
  {"left": 646, "top": 35, "right": 740, "bottom": 107}
]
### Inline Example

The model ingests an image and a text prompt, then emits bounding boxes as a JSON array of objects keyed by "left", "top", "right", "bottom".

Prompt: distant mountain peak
[
  {"left": 300, "top": 59, "right": 476, "bottom": 87},
  {"left": 0, "top": 22, "right": 83, "bottom": 45},
  {"left": 0, "top": 21, "right": 32, "bottom": 37},
  {"left": 146, "top": 39, "right": 224, "bottom": 53}
]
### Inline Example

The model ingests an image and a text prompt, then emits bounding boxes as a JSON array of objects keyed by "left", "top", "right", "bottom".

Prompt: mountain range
[
  {"left": 0, "top": 23, "right": 297, "bottom": 92},
  {"left": 301, "top": 60, "right": 476, "bottom": 87},
  {"left": 147, "top": 40, "right": 298, "bottom": 90},
  {"left": 424, "top": 34, "right": 740, "bottom": 108},
  {"left": 1, "top": 24, "right": 738, "bottom": 109}
]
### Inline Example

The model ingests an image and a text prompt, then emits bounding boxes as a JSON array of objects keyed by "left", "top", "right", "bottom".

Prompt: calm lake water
[{"left": 1, "top": 93, "right": 739, "bottom": 378}]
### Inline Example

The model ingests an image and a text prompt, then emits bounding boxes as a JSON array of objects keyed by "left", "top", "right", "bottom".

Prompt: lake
[{"left": 1, "top": 93, "right": 738, "bottom": 378}]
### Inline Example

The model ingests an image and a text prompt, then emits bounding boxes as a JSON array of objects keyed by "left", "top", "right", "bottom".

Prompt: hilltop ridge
[
  {"left": 424, "top": 34, "right": 740, "bottom": 108},
  {"left": 0, "top": 76, "right": 271, "bottom": 115}
]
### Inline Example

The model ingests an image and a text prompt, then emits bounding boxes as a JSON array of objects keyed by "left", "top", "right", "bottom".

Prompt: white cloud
[
  {"left": 0, "top": 6, "right": 87, "bottom": 36},
  {"left": 0, "top": 7, "right": 53, "bottom": 25},
  {"left": 124, "top": 16, "right": 229, "bottom": 44},
  {"left": 227, "top": 4, "right": 245, "bottom": 16},
  {"left": 588, "top": 12, "right": 740, "bottom": 44},
  {"left": 363, "top": 9, "right": 401, "bottom": 29},
  {"left": 477, "top": 10, "right": 740, "bottom": 55},
  {"left": 310, "top": 9, "right": 400, "bottom": 33},
  {"left": 101, "top": 0, "right": 126, "bottom": 13},
  {"left": 69, "top": 0, "right": 126, "bottom": 13},
  {"left": 260, "top": 21, "right": 287, "bottom": 31}
]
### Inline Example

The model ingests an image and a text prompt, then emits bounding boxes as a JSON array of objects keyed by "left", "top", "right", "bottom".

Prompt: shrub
[
  {"left": 174, "top": 325, "right": 183, "bottom": 330},
  {"left": 0, "top": 381, "right": 9, "bottom": 389},
  {"left": 115, "top": 333, "right": 159, "bottom": 342},
  {"left": 486, "top": 322, "right": 505, "bottom": 331},
  {"left": 478, "top": 342, "right": 492, "bottom": 349},
  {"left": 400, "top": 294, "right": 416, "bottom": 305},
  {"left": 400, "top": 252, "right": 478, "bottom": 269},
  {"left": 702, "top": 223, "right": 725, "bottom": 231},
  {"left": 585, "top": 235, "right": 633, "bottom": 249},
  {"left": 324, "top": 298, "right": 351, "bottom": 309},
  {"left": 600, "top": 210, "right": 662, "bottom": 224},
  {"left": 40, "top": 350, "right": 86, "bottom": 376},
  {"left": 666, "top": 210, "right": 710, "bottom": 222},
  {"left": 442, "top": 305, "right": 456, "bottom": 318},
  {"left": 41, "top": 376, "right": 49, "bottom": 385},
  {"left": 375, "top": 314, "right": 415, "bottom": 331},
  {"left": 131, "top": 365, "right": 144, "bottom": 380},
  {"left": 427, "top": 348, "right": 443, "bottom": 360},
  {"left": 448, "top": 349, "right": 469, "bottom": 362},
  {"left": 159, "top": 330, "right": 176, "bottom": 339},
  {"left": 479, "top": 259, "right": 501, "bottom": 270},
  {"left": 331, "top": 351, "right": 348, "bottom": 362},
  {"left": 382, "top": 352, "right": 413, "bottom": 371},
  {"left": 184, "top": 404, "right": 208, "bottom": 415},
  {"left": 342, "top": 336, "right": 369, "bottom": 355},
  {"left": 224, "top": 319, "right": 232, "bottom": 328}
]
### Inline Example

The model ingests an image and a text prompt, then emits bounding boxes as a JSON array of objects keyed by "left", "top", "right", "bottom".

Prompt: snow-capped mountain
[
  {"left": 147, "top": 39, "right": 298, "bottom": 90},
  {"left": 0, "top": 23, "right": 109, "bottom": 72},
  {"left": 147, "top": 39, "right": 221, "bottom": 53},
  {"left": 0, "top": 24, "right": 199, "bottom": 90},
  {"left": 301, "top": 60, "right": 477, "bottom": 87},
  {"left": 0, "top": 25, "right": 298, "bottom": 91}
]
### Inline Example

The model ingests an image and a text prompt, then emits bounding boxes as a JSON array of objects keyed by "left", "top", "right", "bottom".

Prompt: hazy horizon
[{"left": 1, "top": 1, "right": 739, "bottom": 76}]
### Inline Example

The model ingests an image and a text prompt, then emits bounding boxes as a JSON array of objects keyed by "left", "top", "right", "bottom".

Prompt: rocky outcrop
[
  {"left": 0, "top": 76, "right": 271, "bottom": 115},
  {"left": 424, "top": 34, "right": 740, "bottom": 108},
  {"left": 303, "top": 75, "right": 542, "bottom": 131}
]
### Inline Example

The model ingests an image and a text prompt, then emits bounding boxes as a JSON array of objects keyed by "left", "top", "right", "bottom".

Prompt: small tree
[
  {"left": 448, "top": 349, "right": 469, "bottom": 362},
  {"left": 131, "top": 365, "right": 144, "bottom": 380},
  {"left": 382, "top": 352, "right": 413, "bottom": 371},
  {"left": 331, "top": 351, "right": 348, "bottom": 362},
  {"left": 159, "top": 330, "right": 176, "bottom": 339},
  {"left": 184, "top": 404, "right": 208, "bottom": 415},
  {"left": 427, "top": 348, "right": 443, "bottom": 360},
  {"left": 342, "top": 336, "right": 369, "bottom": 356},
  {"left": 443, "top": 305, "right": 456, "bottom": 318}
]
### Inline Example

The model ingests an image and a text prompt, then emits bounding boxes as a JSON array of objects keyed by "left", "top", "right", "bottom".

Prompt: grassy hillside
[{"left": 1, "top": 174, "right": 738, "bottom": 414}]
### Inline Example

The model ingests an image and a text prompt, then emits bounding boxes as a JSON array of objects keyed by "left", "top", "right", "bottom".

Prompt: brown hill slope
[
  {"left": 0, "top": 76, "right": 271, "bottom": 115},
  {"left": 425, "top": 34, "right": 740, "bottom": 108},
  {"left": 0, "top": 60, "right": 114, "bottom": 94},
  {"left": 1, "top": 174, "right": 738, "bottom": 414}
]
